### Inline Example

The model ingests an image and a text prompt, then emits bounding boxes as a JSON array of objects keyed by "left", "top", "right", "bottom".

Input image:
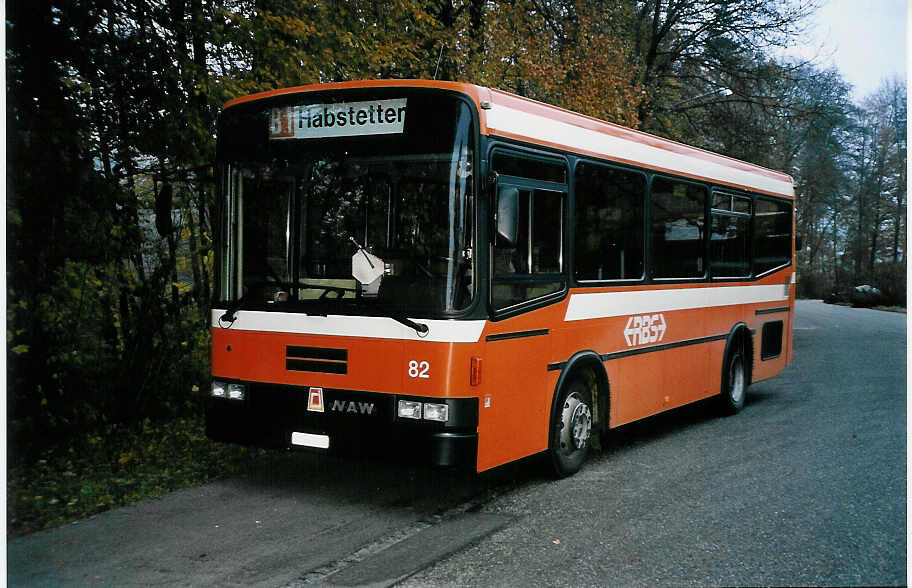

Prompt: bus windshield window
[{"left": 217, "top": 93, "right": 475, "bottom": 316}]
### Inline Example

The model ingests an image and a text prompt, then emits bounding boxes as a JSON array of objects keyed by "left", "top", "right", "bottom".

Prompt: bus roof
[{"left": 223, "top": 80, "right": 794, "bottom": 199}]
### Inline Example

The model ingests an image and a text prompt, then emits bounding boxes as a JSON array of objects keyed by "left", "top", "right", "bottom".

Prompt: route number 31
[{"left": 408, "top": 360, "right": 430, "bottom": 379}]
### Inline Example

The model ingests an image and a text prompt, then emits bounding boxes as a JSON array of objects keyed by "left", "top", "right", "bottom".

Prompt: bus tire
[
  {"left": 720, "top": 337, "right": 748, "bottom": 415},
  {"left": 548, "top": 375, "right": 593, "bottom": 477}
]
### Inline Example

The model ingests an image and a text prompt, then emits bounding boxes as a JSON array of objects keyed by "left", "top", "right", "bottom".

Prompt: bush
[{"left": 823, "top": 290, "right": 845, "bottom": 304}]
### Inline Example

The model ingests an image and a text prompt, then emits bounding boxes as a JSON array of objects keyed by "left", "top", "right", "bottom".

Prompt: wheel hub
[{"left": 560, "top": 392, "right": 592, "bottom": 452}]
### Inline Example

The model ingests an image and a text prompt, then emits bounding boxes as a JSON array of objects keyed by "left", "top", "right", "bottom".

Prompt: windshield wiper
[
  {"left": 218, "top": 281, "right": 358, "bottom": 325},
  {"left": 307, "top": 283, "right": 357, "bottom": 300},
  {"left": 264, "top": 280, "right": 358, "bottom": 300},
  {"left": 220, "top": 281, "right": 427, "bottom": 336},
  {"left": 389, "top": 313, "right": 429, "bottom": 336},
  {"left": 218, "top": 292, "right": 250, "bottom": 326}
]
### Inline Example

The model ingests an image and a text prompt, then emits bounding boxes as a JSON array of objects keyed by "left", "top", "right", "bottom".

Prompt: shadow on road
[{"left": 592, "top": 385, "right": 778, "bottom": 462}]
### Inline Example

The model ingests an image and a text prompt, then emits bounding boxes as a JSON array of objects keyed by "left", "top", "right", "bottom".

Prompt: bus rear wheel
[
  {"left": 548, "top": 376, "right": 593, "bottom": 477},
  {"left": 720, "top": 340, "right": 747, "bottom": 414}
]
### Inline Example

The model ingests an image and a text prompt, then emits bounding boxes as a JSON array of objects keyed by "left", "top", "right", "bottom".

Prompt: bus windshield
[{"left": 216, "top": 92, "right": 475, "bottom": 317}]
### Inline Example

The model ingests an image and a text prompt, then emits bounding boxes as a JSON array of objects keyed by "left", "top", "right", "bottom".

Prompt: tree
[
  {"left": 7, "top": 0, "right": 219, "bottom": 446},
  {"left": 787, "top": 68, "right": 854, "bottom": 298},
  {"left": 624, "top": 0, "right": 817, "bottom": 134},
  {"left": 788, "top": 75, "right": 906, "bottom": 304},
  {"left": 842, "top": 78, "right": 907, "bottom": 303},
  {"left": 210, "top": 0, "right": 438, "bottom": 97},
  {"left": 450, "top": 0, "right": 642, "bottom": 125}
]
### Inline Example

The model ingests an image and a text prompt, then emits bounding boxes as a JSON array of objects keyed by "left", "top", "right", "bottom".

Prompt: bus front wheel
[
  {"left": 720, "top": 340, "right": 748, "bottom": 414},
  {"left": 548, "top": 376, "right": 593, "bottom": 477}
]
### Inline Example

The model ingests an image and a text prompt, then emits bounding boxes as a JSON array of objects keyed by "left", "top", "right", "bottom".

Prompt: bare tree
[{"left": 625, "top": 0, "right": 818, "bottom": 132}]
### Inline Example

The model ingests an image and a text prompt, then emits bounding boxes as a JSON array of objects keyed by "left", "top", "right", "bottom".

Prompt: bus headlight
[
  {"left": 211, "top": 380, "right": 227, "bottom": 398},
  {"left": 227, "top": 383, "right": 246, "bottom": 401},
  {"left": 423, "top": 403, "right": 449, "bottom": 423},
  {"left": 398, "top": 400, "right": 422, "bottom": 419}
]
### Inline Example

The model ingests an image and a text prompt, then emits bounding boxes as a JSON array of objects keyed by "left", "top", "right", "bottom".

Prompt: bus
[{"left": 207, "top": 80, "right": 794, "bottom": 476}]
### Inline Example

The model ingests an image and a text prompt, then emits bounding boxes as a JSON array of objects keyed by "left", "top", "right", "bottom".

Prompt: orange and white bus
[{"left": 207, "top": 80, "right": 794, "bottom": 476}]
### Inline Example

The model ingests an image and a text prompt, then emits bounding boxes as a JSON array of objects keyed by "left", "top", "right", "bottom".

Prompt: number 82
[{"left": 408, "top": 360, "right": 430, "bottom": 379}]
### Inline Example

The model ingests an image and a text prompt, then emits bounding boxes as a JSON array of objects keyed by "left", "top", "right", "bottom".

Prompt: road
[
  {"left": 8, "top": 300, "right": 907, "bottom": 586},
  {"left": 405, "top": 299, "right": 907, "bottom": 586}
]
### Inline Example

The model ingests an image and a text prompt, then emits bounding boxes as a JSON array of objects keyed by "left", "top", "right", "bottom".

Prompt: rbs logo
[{"left": 624, "top": 314, "right": 667, "bottom": 347}]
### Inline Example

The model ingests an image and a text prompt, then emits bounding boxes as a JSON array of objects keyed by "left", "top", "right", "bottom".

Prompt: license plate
[{"left": 291, "top": 432, "right": 330, "bottom": 449}]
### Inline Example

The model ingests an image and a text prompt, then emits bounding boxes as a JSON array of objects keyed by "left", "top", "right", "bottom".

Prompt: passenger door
[{"left": 477, "top": 150, "right": 569, "bottom": 471}]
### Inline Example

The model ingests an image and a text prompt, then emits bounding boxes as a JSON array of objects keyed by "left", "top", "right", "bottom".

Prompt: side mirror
[
  {"left": 795, "top": 233, "right": 804, "bottom": 251},
  {"left": 496, "top": 186, "right": 519, "bottom": 245}
]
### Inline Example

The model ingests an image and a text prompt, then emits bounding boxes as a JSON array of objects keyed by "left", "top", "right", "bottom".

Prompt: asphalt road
[{"left": 8, "top": 300, "right": 907, "bottom": 586}]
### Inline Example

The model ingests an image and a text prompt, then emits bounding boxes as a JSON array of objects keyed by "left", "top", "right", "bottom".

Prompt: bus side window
[
  {"left": 494, "top": 188, "right": 532, "bottom": 274},
  {"left": 753, "top": 198, "right": 792, "bottom": 274},
  {"left": 650, "top": 178, "right": 707, "bottom": 278},
  {"left": 573, "top": 162, "right": 645, "bottom": 281},
  {"left": 491, "top": 152, "right": 567, "bottom": 183},
  {"left": 492, "top": 186, "right": 565, "bottom": 309},
  {"left": 709, "top": 192, "right": 751, "bottom": 278},
  {"left": 490, "top": 151, "right": 568, "bottom": 311}
]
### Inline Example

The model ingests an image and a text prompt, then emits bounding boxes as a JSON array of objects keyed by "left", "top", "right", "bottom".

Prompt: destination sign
[{"left": 269, "top": 98, "right": 407, "bottom": 140}]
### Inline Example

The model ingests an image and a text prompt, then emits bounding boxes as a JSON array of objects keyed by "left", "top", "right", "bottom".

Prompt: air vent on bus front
[{"left": 285, "top": 346, "right": 348, "bottom": 374}]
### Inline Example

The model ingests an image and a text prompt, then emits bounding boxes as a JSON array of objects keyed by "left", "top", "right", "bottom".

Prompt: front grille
[{"left": 286, "top": 345, "right": 348, "bottom": 374}]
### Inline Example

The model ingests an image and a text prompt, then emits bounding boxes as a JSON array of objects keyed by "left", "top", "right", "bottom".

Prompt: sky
[{"left": 795, "top": 0, "right": 907, "bottom": 101}]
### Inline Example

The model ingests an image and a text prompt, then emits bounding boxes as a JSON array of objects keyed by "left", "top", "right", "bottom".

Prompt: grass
[
  {"left": 7, "top": 415, "right": 273, "bottom": 538},
  {"left": 872, "top": 305, "right": 906, "bottom": 313},
  {"left": 819, "top": 300, "right": 906, "bottom": 313}
]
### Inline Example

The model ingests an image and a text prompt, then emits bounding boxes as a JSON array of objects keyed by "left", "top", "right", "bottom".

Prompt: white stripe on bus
[
  {"left": 564, "top": 284, "right": 790, "bottom": 322},
  {"left": 214, "top": 278, "right": 795, "bottom": 337},
  {"left": 211, "top": 310, "right": 486, "bottom": 343},
  {"left": 485, "top": 103, "right": 794, "bottom": 198}
]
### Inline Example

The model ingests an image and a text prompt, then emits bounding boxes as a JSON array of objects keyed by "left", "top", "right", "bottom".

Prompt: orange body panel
[
  {"left": 474, "top": 304, "right": 566, "bottom": 471},
  {"left": 212, "top": 329, "right": 487, "bottom": 398}
]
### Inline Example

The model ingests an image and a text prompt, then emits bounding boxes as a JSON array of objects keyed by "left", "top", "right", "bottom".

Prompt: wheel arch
[
  {"left": 722, "top": 322, "right": 754, "bottom": 388},
  {"left": 550, "top": 350, "right": 610, "bottom": 436}
]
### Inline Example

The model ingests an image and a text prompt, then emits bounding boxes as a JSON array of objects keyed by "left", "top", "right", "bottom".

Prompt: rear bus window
[{"left": 753, "top": 198, "right": 792, "bottom": 274}]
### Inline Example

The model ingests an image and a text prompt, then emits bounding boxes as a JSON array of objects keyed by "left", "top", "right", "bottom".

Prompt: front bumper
[{"left": 205, "top": 381, "right": 478, "bottom": 468}]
